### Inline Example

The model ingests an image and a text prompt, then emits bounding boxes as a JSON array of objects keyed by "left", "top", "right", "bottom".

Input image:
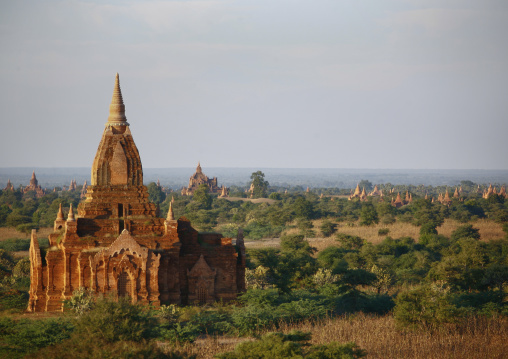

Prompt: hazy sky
[{"left": 1, "top": 0, "right": 507, "bottom": 169}]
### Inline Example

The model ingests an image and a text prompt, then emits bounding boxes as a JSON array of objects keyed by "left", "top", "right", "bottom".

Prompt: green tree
[
  {"left": 249, "top": 235, "right": 317, "bottom": 292},
  {"left": 394, "top": 285, "right": 461, "bottom": 330},
  {"left": 359, "top": 203, "right": 378, "bottom": 226},
  {"left": 319, "top": 220, "right": 337, "bottom": 237},
  {"left": 358, "top": 180, "right": 373, "bottom": 192},
  {"left": 292, "top": 197, "right": 314, "bottom": 219},
  {"left": 482, "top": 263, "right": 508, "bottom": 300},
  {"left": 451, "top": 224, "right": 481, "bottom": 241},
  {"left": 192, "top": 184, "right": 212, "bottom": 210},
  {"left": 147, "top": 182, "right": 166, "bottom": 204},
  {"left": 250, "top": 171, "right": 269, "bottom": 198}
]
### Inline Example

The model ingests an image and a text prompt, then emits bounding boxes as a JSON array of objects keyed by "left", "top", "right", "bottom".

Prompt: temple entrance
[
  {"left": 197, "top": 286, "right": 207, "bottom": 303},
  {"left": 117, "top": 271, "right": 132, "bottom": 298}
]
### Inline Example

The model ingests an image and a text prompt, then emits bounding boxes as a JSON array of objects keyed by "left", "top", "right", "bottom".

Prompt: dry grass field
[
  {"left": 246, "top": 218, "right": 505, "bottom": 253},
  {"left": 174, "top": 314, "right": 508, "bottom": 359},
  {"left": 0, "top": 227, "right": 53, "bottom": 241}
]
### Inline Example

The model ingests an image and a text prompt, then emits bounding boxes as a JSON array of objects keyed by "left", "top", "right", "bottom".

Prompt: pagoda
[
  {"left": 23, "top": 171, "right": 46, "bottom": 198},
  {"left": 28, "top": 74, "right": 245, "bottom": 312},
  {"left": 181, "top": 162, "right": 221, "bottom": 195}
]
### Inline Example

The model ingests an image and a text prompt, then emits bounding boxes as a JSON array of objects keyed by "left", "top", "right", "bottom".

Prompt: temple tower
[{"left": 28, "top": 74, "right": 245, "bottom": 312}]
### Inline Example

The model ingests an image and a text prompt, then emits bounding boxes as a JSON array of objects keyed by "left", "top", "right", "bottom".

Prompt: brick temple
[
  {"left": 28, "top": 74, "right": 246, "bottom": 312},
  {"left": 181, "top": 162, "right": 222, "bottom": 196}
]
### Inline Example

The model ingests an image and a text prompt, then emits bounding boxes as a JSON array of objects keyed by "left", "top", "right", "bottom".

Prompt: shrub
[
  {"left": 27, "top": 337, "right": 194, "bottom": 359},
  {"left": 64, "top": 287, "right": 95, "bottom": 316},
  {"left": 419, "top": 223, "right": 438, "bottom": 236},
  {"left": 0, "top": 238, "right": 30, "bottom": 252},
  {"left": 320, "top": 220, "right": 337, "bottom": 237},
  {"left": 74, "top": 296, "right": 158, "bottom": 343},
  {"left": 451, "top": 224, "right": 480, "bottom": 241},
  {"left": 306, "top": 342, "right": 366, "bottom": 359},
  {"left": 0, "top": 318, "right": 74, "bottom": 357},
  {"left": 378, "top": 228, "right": 389, "bottom": 236},
  {"left": 12, "top": 258, "right": 30, "bottom": 278},
  {"left": 216, "top": 331, "right": 366, "bottom": 359},
  {"left": 0, "top": 288, "right": 29, "bottom": 311},
  {"left": 216, "top": 331, "right": 308, "bottom": 359},
  {"left": 269, "top": 193, "right": 282, "bottom": 200},
  {"left": 394, "top": 285, "right": 462, "bottom": 330}
]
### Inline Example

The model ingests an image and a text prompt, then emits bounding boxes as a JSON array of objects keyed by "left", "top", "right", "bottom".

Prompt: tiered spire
[
  {"left": 453, "top": 187, "right": 459, "bottom": 198},
  {"left": 57, "top": 203, "right": 64, "bottom": 220},
  {"left": 196, "top": 162, "right": 202, "bottom": 173},
  {"left": 30, "top": 171, "right": 38, "bottom": 186},
  {"left": 166, "top": 202, "right": 175, "bottom": 221},
  {"left": 107, "top": 73, "right": 128, "bottom": 126},
  {"left": 67, "top": 203, "right": 75, "bottom": 221}
]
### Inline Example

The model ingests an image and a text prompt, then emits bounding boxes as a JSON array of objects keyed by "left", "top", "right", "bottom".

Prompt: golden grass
[
  {"left": 437, "top": 218, "right": 505, "bottom": 242},
  {"left": 246, "top": 218, "right": 505, "bottom": 253},
  {"left": 0, "top": 227, "right": 53, "bottom": 241},
  {"left": 171, "top": 314, "right": 508, "bottom": 359}
]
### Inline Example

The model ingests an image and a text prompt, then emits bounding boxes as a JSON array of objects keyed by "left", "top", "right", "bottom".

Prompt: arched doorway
[{"left": 117, "top": 271, "right": 132, "bottom": 298}]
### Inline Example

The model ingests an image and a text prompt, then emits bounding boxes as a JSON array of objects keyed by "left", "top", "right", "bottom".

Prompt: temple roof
[{"left": 107, "top": 73, "right": 128, "bottom": 126}]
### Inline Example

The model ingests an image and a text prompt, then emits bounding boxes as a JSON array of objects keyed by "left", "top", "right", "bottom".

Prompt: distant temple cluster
[
  {"left": 181, "top": 162, "right": 228, "bottom": 197},
  {"left": 348, "top": 184, "right": 385, "bottom": 202},
  {"left": 482, "top": 184, "right": 507, "bottom": 199},
  {"left": 3, "top": 174, "right": 89, "bottom": 198},
  {"left": 391, "top": 192, "right": 413, "bottom": 208}
]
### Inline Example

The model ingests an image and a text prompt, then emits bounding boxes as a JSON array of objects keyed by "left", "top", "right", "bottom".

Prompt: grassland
[
  {"left": 246, "top": 218, "right": 505, "bottom": 252},
  {"left": 176, "top": 314, "right": 508, "bottom": 359}
]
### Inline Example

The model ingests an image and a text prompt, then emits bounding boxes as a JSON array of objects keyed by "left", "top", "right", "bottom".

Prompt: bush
[
  {"left": 269, "top": 193, "right": 282, "bottom": 200},
  {"left": 320, "top": 220, "right": 337, "bottom": 237},
  {"left": 0, "top": 288, "right": 29, "bottom": 311},
  {"left": 74, "top": 296, "right": 158, "bottom": 343},
  {"left": 451, "top": 224, "right": 480, "bottom": 241},
  {"left": 64, "top": 287, "right": 95, "bottom": 316},
  {"left": 216, "top": 331, "right": 308, "bottom": 359},
  {"left": 0, "top": 317, "right": 74, "bottom": 357},
  {"left": 306, "top": 342, "right": 367, "bottom": 359},
  {"left": 16, "top": 223, "right": 38, "bottom": 234},
  {"left": 27, "top": 337, "right": 194, "bottom": 359},
  {"left": 0, "top": 238, "right": 30, "bottom": 252},
  {"left": 394, "top": 285, "right": 462, "bottom": 330},
  {"left": 216, "top": 331, "right": 366, "bottom": 359},
  {"left": 378, "top": 228, "right": 389, "bottom": 236}
]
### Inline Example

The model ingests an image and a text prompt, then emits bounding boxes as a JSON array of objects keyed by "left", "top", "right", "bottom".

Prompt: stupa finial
[
  {"left": 67, "top": 203, "right": 76, "bottom": 222},
  {"left": 107, "top": 73, "right": 128, "bottom": 126},
  {"left": 57, "top": 203, "right": 64, "bottom": 220},
  {"left": 166, "top": 202, "right": 175, "bottom": 221}
]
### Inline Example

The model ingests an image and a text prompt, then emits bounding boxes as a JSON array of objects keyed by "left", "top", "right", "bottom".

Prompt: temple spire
[
  {"left": 166, "top": 202, "right": 175, "bottom": 221},
  {"left": 56, "top": 203, "right": 64, "bottom": 220},
  {"left": 196, "top": 161, "right": 202, "bottom": 173},
  {"left": 107, "top": 73, "right": 128, "bottom": 126},
  {"left": 67, "top": 203, "right": 76, "bottom": 222}
]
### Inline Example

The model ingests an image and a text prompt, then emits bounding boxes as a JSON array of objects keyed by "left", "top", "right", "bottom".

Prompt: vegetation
[{"left": 0, "top": 180, "right": 507, "bottom": 357}]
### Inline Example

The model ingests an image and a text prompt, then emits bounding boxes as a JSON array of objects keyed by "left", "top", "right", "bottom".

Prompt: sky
[{"left": 0, "top": 0, "right": 507, "bottom": 170}]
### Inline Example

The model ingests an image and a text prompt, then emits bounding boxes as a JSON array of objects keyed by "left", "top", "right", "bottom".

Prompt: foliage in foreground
[{"left": 216, "top": 331, "right": 366, "bottom": 359}]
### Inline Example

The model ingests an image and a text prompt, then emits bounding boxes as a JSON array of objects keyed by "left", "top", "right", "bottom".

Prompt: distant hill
[{"left": 0, "top": 167, "right": 507, "bottom": 190}]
